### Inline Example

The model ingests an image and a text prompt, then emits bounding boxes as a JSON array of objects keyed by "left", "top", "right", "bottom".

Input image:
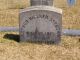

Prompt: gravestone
[
  {"left": 30, "top": 0, "right": 53, "bottom": 6},
  {"left": 19, "top": 0, "right": 62, "bottom": 43}
]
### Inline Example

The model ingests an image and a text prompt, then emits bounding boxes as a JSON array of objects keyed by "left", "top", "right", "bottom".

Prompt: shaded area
[
  {"left": 3, "top": 34, "right": 56, "bottom": 45},
  {"left": 3, "top": 34, "right": 20, "bottom": 42}
]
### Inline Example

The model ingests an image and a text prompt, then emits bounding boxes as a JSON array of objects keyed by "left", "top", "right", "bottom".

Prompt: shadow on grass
[
  {"left": 3, "top": 34, "right": 20, "bottom": 42},
  {"left": 3, "top": 34, "right": 59, "bottom": 45}
]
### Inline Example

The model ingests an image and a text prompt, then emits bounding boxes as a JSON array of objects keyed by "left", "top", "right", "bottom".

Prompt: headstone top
[
  {"left": 20, "top": 6, "right": 62, "bottom": 14},
  {"left": 30, "top": 0, "right": 53, "bottom": 6}
]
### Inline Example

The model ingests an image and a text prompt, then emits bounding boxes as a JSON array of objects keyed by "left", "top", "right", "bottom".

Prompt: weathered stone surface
[
  {"left": 30, "top": 0, "right": 53, "bottom": 6},
  {"left": 20, "top": 6, "right": 62, "bottom": 43}
]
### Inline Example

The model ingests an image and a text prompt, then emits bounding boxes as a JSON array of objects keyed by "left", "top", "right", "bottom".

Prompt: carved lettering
[{"left": 20, "top": 13, "right": 61, "bottom": 42}]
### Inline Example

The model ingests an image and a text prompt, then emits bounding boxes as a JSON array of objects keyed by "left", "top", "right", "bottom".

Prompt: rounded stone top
[{"left": 30, "top": 0, "right": 53, "bottom": 6}]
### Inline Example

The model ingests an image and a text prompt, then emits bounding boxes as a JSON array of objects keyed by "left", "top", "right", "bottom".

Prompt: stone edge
[{"left": 20, "top": 6, "right": 62, "bottom": 14}]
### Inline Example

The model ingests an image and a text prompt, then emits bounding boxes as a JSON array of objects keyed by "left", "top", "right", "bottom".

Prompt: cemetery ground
[{"left": 0, "top": 0, "right": 80, "bottom": 60}]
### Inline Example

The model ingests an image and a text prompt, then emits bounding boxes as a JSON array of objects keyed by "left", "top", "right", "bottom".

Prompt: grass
[{"left": 0, "top": 0, "right": 80, "bottom": 60}]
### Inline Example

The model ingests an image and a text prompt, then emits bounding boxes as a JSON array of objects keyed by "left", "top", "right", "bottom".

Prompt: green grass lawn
[{"left": 0, "top": 0, "right": 80, "bottom": 60}]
